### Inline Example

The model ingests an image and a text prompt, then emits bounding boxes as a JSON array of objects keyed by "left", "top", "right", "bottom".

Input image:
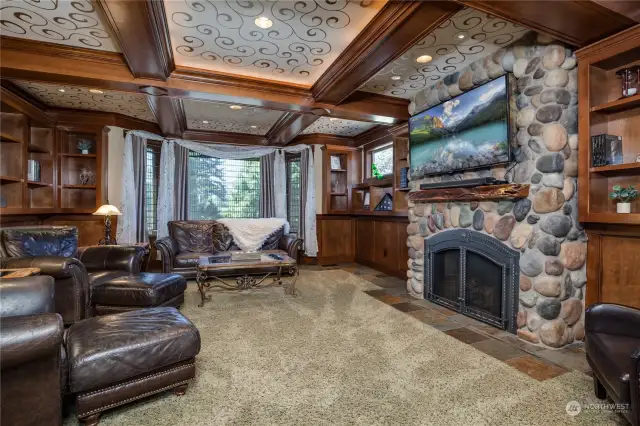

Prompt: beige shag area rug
[{"left": 65, "top": 270, "right": 624, "bottom": 425}]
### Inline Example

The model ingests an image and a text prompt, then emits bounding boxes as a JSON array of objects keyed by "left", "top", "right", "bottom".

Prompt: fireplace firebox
[{"left": 424, "top": 229, "right": 519, "bottom": 333}]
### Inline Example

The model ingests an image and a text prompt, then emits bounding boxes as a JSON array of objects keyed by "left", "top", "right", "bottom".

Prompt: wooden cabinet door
[
  {"left": 355, "top": 218, "right": 375, "bottom": 263},
  {"left": 374, "top": 220, "right": 399, "bottom": 271},
  {"left": 318, "top": 217, "right": 353, "bottom": 264}
]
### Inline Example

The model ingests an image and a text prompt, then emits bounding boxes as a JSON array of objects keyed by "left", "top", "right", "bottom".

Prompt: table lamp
[{"left": 93, "top": 203, "right": 121, "bottom": 245}]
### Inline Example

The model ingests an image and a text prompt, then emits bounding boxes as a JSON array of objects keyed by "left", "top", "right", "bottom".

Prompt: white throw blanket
[{"left": 217, "top": 218, "right": 289, "bottom": 251}]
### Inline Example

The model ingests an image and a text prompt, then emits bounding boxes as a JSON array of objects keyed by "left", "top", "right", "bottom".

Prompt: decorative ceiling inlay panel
[
  {"left": 11, "top": 80, "right": 155, "bottom": 121},
  {"left": 164, "top": 0, "right": 386, "bottom": 86},
  {"left": 184, "top": 100, "right": 284, "bottom": 135},
  {"left": 0, "top": 0, "right": 119, "bottom": 51},
  {"left": 301, "top": 117, "right": 377, "bottom": 136},
  {"left": 360, "top": 8, "right": 528, "bottom": 100}
]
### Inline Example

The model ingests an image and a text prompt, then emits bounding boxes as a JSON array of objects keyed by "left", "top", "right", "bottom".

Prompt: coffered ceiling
[
  {"left": 0, "top": 0, "right": 119, "bottom": 51},
  {"left": 183, "top": 99, "right": 284, "bottom": 135},
  {"left": 301, "top": 117, "right": 378, "bottom": 136},
  {"left": 163, "top": 0, "right": 386, "bottom": 86},
  {"left": 11, "top": 80, "right": 155, "bottom": 122},
  {"left": 360, "top": 8, "right": 529, "bottom": 100}
]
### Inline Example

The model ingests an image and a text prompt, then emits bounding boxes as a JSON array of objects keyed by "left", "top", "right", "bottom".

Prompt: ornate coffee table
[{"left": 195, "top": 250, "right": 299, "bottom": 307}]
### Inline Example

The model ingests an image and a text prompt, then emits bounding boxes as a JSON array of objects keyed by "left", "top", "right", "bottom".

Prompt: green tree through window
[{"left": 188, "top": 152, "right": 260, "bottom": 219}]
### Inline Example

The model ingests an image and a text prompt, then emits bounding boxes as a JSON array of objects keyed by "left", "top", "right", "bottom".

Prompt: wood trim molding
[
  {"left": 266, "top": 112, "right": 320, "bottom": 146},
  {"left": 0, "top": 82, "right": 53, "bottom": 125},
  {"left": 181, "top": 129, "right": 267, "bottom": 146},
  {"left": 97, "top": 0, "right": 174, "bottom": 80},
  {"left": 46, "top": 108, "right": 161, "bottom": 134},
  {"left": 147, "top": 96, "right": 186, "bottom": 137},
  {"left": 0, "top": 36, "right": 124, "bottom": 65},
  {"left": 292, "top": 133, "right": 355, "bottom": 147},
  {"left": 458, "top": 0, "right": 637, "bottom": 47},
  {"left": 312, "top": 1, "right": 461, "bottom": 104}
]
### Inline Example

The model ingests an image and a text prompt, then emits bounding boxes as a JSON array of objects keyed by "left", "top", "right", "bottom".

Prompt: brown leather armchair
[
  {"left": 0, "top": 226, "right": 146, "bottom": 325},
  {"left": 0, "top": 275, "right": 64, "bottom": 426},
  {"left": 586, "top": 303, "right": 640, "bottom": 426},
  {"left": 156, "top": 220, "right": 303, "bottom": 279}
]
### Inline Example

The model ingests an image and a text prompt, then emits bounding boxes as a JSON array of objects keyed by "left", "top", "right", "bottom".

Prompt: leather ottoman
[
  {"left": 66, "top": 307, "right": 200, "bottom": 425},
  {"left": 91, "top": 273, "right": 187, "bottom": 315}
]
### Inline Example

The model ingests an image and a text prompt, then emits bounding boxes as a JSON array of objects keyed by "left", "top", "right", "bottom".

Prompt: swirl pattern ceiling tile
[
  {"left": 360, "top": 8, "right": 528, "bottom": 100},
  {"left": 301, "top": 117, "right": 377, "bottom": 136},
  {"left": 0, "top": 0, "right": 119, "bottom": 51},
  {"left": 164, "top": 0, "right": 386, "bottom": 86},
  {"left": 11, "top": 80, "right": 155, "bottom": 122},
  {"left": 183, "top": 99, "right": 285, "bottom": 135}
]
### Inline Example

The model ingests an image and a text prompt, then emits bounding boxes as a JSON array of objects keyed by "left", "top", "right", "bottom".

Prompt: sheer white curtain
[
  {"left": 116, "top": 130, "right": 163, "bottom": 244},
  {"left": 155, "top": 137, "right": 318, "bottom": 256}
]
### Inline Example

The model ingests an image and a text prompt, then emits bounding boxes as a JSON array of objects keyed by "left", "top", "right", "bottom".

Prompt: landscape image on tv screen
[{"left": 409, "top": 75, "right": 509, "bottom": 177}]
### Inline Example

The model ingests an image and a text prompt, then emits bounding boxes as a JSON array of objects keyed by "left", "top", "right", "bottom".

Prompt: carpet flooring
[{"left": 65, "top": 270, "right": 625, "bottom": 425}]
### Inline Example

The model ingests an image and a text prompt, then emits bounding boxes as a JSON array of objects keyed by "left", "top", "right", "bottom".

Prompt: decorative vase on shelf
[
  {"left": 617, "top": 203, "right": 631, "bottom": 214},
  {"left": 609, "top": 184, "right": 637, "bottom": 214}
]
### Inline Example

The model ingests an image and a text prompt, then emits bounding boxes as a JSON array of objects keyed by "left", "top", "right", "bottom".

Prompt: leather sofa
[
  {"left": 156, "top": 220, "right": 303, "bottom": 279},
  {"left": 0, "top": 226, "right": 146, "bottom": 325},
  {"left": 0, "top": 276, "right": 64, "bottom": 426},
  {"left": 586, "top": 303, "right": 640, "bottom": 426}
]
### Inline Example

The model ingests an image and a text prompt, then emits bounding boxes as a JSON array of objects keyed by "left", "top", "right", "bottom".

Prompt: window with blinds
[
  {"left": 188, "top": 152, "right": 261, "bottom": 219},
  {"left": 144, "top": 144, "right": 161, "bottom": 234},
  {"left": 286, "top": 155, "right": 301, "bottom": 235}
]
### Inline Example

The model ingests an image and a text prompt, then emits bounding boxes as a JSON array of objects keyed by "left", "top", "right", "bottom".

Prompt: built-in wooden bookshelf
[
  {"left": 577, "top": 25, "right": 640, "bottom": 223},
  {"left": 321, "top": 145, "right": 359, "bottom": 214},
  {"left": 0, "top": 99, "right": 105, "bottom": 215}
]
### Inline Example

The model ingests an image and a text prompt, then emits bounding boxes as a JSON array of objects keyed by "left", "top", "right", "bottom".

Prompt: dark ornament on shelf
[
  {"left": 374, "top": 193, "right": 393, "bottom": 211},
  {"left": 79, "top": 168, "right": 96, "bottom": 185},
  {"left": 400, "top": 167, "right": 409, "bottom": 189},
  {"left": 616, "top": 66, "right": 640, "bottom": 98}
]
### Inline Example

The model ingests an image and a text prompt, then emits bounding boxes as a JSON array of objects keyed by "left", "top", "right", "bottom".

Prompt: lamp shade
[{"left": 93, "top": 204, "right": 122, "bottom": 216}]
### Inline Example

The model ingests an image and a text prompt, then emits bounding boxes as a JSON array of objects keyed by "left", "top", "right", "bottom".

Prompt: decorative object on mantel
[
  {"left": 409, "top": 184, "right": 529, "bottom": 203},
  {"left": 374, "top": 193, "right": 393, "bottom": 211},
  {"left": 77, "top": 139, "right": 93, "bottom": 154},
  {"left": 93, "top": 203, "right": 121, "bottom": 245},
  {"left": 609, "top": 184, "right": 638, "bottom": 213},
  {"left": 79, "top": 167, "right": 96, "bottom": 185},
  {"left": 616, "top": 66, "right": 639, "bottom": 98}
]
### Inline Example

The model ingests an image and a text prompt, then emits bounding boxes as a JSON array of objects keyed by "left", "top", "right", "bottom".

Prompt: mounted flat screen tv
[{"left": 409, "top": 75, "right": 510, "bottom": 177}]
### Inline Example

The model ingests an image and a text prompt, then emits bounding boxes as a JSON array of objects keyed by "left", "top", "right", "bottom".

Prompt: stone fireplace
[
  {"left": 405, "top": 33, "right": 587, "bottom": 348},
  {"left": 424, "top": 229, "right": 520, "bottom": 333}
]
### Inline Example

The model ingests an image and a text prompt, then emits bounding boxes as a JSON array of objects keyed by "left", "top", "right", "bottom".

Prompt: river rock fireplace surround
[{"left": 424, "top": 229, "right": 520, "bottom": 334}]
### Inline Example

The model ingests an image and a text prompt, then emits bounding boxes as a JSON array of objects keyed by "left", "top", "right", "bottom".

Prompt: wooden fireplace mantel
[{"left": 408, "top": 184, "right": 530, "bottom": 203}]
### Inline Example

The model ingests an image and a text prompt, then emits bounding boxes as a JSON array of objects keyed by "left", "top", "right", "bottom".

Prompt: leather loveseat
[
  {"left": 586, "top": 303, "right": 640, "bottom": 426},
  {"left": 156, "top": 220, "right": 303, "bottom": 279},
  {"left": 0, "top": 226, "right": 146, "bottom": 325}
]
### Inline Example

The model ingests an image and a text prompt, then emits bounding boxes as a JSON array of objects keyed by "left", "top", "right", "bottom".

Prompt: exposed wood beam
[
  {"left": 182, "top": 130, "right": 267, "bottom": 146},
  {"left": 0, "top": 38, "right": 408, "bottom": 124},
  {"left": 291, "top": 134, "right": 355, "bottom": 147},
  {"left": 354, "top": 122, "right": 408, "bottom": 147},
  {"left": 1, "top": 82, "right": 53, "bottom": 125},
  {"left": 591, "top": 1, "right": 640, "bottom": 23},
  {"left": 266, "top": 112, "right": 320, "bottom": 146},
  {"left": 97, "top": 0, "right": 174, "bottom": 80},
  {"left": 459, "top": 0, "right": 637, "bottom": 47},
  {"left": 147, "top": 96, "right": 186, "bottom": 137},
  {"left": 312, "top": 1, "right": 461, "bottom": 104}
]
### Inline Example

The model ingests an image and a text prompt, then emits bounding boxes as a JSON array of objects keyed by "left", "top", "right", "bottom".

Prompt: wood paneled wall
[{"left": 316, "top": 214, "right": 409, "bottom": 279}]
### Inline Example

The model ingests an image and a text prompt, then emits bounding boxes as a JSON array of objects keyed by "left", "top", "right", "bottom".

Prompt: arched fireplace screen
[{"left": 424, "top": 229, "right": 520, "bottom": 333}]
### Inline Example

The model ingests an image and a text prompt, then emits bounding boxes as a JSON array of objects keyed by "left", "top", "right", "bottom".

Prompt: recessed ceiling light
[
  {"left": 89, "top": 89, "right": 103, "bottom": 94},
  {"left": 202, "top": 120, "right": 209, "bottom": 124},
  {"left": 329, "top": 118, "right": 338, "bottom": 121},
  {"left": 416, "top": 55, "right": 432, "bottom": 64},
  {"left": 455, "top": 33, "right": 466, "bottom": 40},
  {"left": 254, "top": 16, "right": 273, "bottom": 29},
  {"left": 229, "top": 105, "right": 243, "bottom": 110},
  {"left": 250, "top": 125, "right": 257, "bottom": 128},
  {"left": 391, "top": 76, "right": 402, "bottom": 81},
  {"left": 58, "top": 88, "right": 65, "bottom": 93}
]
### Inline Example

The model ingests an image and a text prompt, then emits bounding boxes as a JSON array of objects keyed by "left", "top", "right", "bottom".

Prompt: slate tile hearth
[{"left": 324, "top": 263, "right": 590, "bottom": 382}]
